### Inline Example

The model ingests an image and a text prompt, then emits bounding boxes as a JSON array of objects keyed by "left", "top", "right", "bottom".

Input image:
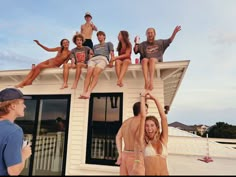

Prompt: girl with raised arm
[
  {"left": 15, "top": 39, "right": 70, "bottom": 88},
  {"left": 137, "top": 91, "right": 169, "bottom": 175}
]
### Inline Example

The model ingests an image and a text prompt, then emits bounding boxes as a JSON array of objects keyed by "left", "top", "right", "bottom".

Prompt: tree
[{"left": 203, "top": 122, "right": 236, "bottom": 139}]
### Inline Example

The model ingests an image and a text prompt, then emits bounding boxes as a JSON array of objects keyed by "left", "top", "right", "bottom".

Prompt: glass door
[{"left": 15, "top": 95, "right": 70, "bottom": 176}]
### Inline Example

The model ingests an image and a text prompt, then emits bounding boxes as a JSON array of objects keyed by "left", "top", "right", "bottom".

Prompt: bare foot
[
  {"left": 83, "top": 92, "right": 91, "bottom": 99},
  {"left": 117, "top": 80, "right": 120, "bottom": 87},
  {"left": 117, "top": 80, "right": 124, "bottom": 87},
  {"left": 78, "top": 94, "right": 86, "bottom": 99},
  {"left": 15, "top": 84, "right": 24, "bottom": 88},
  {"left": 78, "top": 92, "right": 88, "bottom": 99},
  {"left": 117, "top": 81, "right": 121, "bottom": 87},
  {"left": 60, "top": 83, "right": 68, "bottom": 89},
  {"left": 149, "top": 82, "right": 154, "bottom": 91},
  {"left": 24, "top": 81, "right": 32, "bottom": 87},
  {"left": 145, "top": 82, "right": 150, "bottom": 90},
  {"left": 71, "top": 83, "right": 77, "bottom": 89}
]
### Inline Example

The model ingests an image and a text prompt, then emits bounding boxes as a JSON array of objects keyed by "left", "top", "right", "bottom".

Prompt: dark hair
[
  {"left": 60, "top": 39, "right": 69, "bottom": 53},
  {"left": 117, "top": 31, "right": 131, "bottom": 53},
  {"left": 133, "top": 102, "right": 148, "bottom": 116},
  {"left": 56, "top": 117, "right": 63, "bottom": 122},
  {"left": 97, "top": 31, "right": 106, "bottom": 37},
  {"left": 72, "top": 34, "right": 84, "bottom": 45}
]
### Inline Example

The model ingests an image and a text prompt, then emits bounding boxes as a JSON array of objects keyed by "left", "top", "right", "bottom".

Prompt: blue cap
[{"left": 0, "top": 88, "right": 31, "bottom": 102}]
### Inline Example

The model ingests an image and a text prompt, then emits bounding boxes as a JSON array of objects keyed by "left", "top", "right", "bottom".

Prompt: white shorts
[{"left": 88, "top": 56, "right": 108, "bottom": 69}]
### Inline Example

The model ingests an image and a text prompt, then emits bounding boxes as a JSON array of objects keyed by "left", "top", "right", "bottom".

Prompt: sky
[{"left": 0, "top": 0, "right": 235, "bottom": 126}]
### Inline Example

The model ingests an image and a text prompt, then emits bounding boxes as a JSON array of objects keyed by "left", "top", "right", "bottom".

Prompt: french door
[{"left": 15, "top": 95, "right": 71, "bottom": 176}]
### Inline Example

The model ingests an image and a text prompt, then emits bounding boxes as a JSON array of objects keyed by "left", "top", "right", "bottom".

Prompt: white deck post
[{"left": 51, "top": 132, "right": 63, "bottom": 172}]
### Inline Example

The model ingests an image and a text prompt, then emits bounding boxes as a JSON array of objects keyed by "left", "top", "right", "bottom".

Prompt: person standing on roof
[{"left": 78, "top": 12, "right": 98, "bottom": 49}]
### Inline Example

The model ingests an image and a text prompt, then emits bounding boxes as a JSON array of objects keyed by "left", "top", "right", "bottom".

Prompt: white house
[{"left": 0, "top": 60, "right": 190, "bottom": 175}]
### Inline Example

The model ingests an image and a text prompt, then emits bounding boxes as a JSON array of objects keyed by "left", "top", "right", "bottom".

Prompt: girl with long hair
[
  {"left": 110, "top": 30, "right": 132, "bottom": 87},
  {"left": 15, "top": 39, "right": 70, "bottom": 88},
  {"left": 135, "top": 91, "right": 169, "bottom": 175}
]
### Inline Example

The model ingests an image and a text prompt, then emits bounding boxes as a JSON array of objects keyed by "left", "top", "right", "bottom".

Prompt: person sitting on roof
[
  {"left": 15, "top": 39, "right": 71, "bottom": 88},
  {"left": 133, "top": 26, "right": 181, "bottom": 91},
  {"left": 110, "top": 30, "right": 132, "bottom": 87},
  {"left": 79, "top": 31, "right": 114, "bottom": 99},
  {"left": 60, "top": 33, "right": 93, "bottom": 89}
]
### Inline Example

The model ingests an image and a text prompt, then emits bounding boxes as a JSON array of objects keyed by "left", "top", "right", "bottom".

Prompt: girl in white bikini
[{"left": 137, "top": 91, "right": 169, "bottom": 175}]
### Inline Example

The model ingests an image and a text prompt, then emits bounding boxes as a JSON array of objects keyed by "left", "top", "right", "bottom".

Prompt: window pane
[
  {"left": 16, "top": 100, "right": 37, "bottom": 176},
  {"left": 87, "top": 93, "right": 122, "bottom": 165},
  {"left": 32, "top": 99, "right": 68, "bottom": 176},
  {"left": 91, "top": 128, "right": 106, "bottom": 159},
  {"left": 92, "top": 96, "right": 106, "bottom": 122},
  {"left": 107, "top": 96, "right": 120, "bottom": 122}
]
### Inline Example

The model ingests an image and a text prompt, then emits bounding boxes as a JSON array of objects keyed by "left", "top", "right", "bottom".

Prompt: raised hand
[
  {"left": 145, "top": 92, "right": 156, "bottom": 100},
  {"left": 174, "top": 25, "right": 181, "bottom": 34},
  {"left": 140, "top": 89, "right": 149, "bottom": 97},
  {"left": 33, "top": 40, "right": 40, "bottom": 44}
]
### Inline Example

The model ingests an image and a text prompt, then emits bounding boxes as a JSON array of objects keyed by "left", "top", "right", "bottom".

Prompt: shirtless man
[
  {"left": 115, "top": 100, "right": 148, "bottom": 175},
  {"left": 15, "top": 39, "right": 70, "bottom": 88},
  {"left": 79, "top": 12, "right": 98, "bottom": 49}
]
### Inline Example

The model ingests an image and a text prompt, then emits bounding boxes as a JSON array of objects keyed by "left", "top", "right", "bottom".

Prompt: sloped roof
[
  {"left": 168, "top": 126, "right": 199, "bottom": 137},
  {"left": 168, "top": 127, "right": 236, "bottom": 159}
]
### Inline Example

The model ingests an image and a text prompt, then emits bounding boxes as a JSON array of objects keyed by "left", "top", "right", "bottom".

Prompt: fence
[
  {"left": 91, "top": 136, "right": 117, "bottom": 160},
  {"left": 24, "top": 132, "right": 65, "bottom": 172}
]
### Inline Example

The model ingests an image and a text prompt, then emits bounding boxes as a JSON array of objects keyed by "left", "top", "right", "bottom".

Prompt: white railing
[
  {"left": 91, "top": 136, "right": 117, "bottom": 160},
  {"left": 24, "top": 132, "right": 65, "bottom": 172}
]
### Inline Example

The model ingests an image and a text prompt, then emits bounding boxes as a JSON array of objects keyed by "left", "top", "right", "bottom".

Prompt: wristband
[{"left": 134, "top": 160, "right": 140, "bottom": 163}]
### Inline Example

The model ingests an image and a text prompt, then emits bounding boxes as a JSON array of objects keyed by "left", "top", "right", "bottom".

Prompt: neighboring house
[
  {"left": 169, "top": 121, "right": 197, "bottom": 135},
  {"left": 169, "top": 122, "right": 210, "bottom": 136},
  {"left": 194, "top": 124, "right": 209, "bottom": 136},
  {"left": 0, "top": 60, "right": 190, "bottom": 175}
]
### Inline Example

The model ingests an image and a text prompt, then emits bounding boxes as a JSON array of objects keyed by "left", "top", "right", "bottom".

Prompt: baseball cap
[
  {"left": 0, "top": 88, "right": 32, "bottom": 102},
  {"left": 84, "top": 12, "right": 92, "bottom": 19}
]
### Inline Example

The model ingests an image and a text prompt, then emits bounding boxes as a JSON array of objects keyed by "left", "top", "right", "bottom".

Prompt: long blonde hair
[{"left": 144, "top": 116, "right": 160, "bottom": 144}]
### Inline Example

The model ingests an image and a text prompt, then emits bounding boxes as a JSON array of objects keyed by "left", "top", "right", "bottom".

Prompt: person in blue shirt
[{"left": 0, "top": 88, "right": 32, "bottom": 176}]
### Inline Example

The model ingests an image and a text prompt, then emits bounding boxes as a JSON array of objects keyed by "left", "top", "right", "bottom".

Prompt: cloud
[
  {"left": 0, "top": 50, "right": 37, "bottom": 70},
  {"left": 209, "top": 31, "right": 236, "bottom": 45},
  {"left": 169, "top": 107, "right": 236, "bottom": 126}
]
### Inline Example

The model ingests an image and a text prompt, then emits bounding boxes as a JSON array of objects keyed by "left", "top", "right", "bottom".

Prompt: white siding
[{"left": 0, "top": 69, "right": 166, "bottom": 176}]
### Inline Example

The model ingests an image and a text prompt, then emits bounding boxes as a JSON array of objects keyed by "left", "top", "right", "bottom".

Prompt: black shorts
[{"left": 83, "top": 39, "right": 93, "bottom": 49}]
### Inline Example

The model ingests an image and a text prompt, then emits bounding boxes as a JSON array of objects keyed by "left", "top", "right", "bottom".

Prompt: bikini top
[{"left": 144, "top": 141, "right": 168, "bottom": 158}]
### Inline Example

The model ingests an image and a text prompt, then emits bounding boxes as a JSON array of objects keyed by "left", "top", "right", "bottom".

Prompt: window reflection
[{"left": 87, "top": 93, "right": 123, "bottom": 166}]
